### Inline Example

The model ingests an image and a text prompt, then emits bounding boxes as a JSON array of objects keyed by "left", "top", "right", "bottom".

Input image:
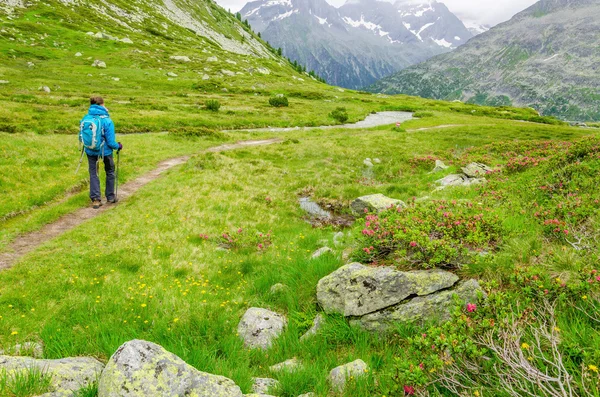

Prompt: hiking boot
[
  {"left": 107, "top": 198, "right": 118, "bottom": 204},
  {"left": 92, "top": 200, "right": 103, "bottom": 209}
]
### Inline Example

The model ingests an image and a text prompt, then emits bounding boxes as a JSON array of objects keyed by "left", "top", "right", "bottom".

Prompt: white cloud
[{"left": 217, "top": 0, "right": 539, "bottom": 26}]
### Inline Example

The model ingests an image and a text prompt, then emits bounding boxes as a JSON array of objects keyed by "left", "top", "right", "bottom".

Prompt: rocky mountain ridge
[
  {"left": 367, "top": 0, "right": 600, "bottom": 121},
  {"left": 240, "top": 0, "right": 475, "bottom": 88}
]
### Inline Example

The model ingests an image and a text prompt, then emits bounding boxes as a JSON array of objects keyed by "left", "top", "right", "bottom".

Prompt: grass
[
  {"left": 0, "top": 368, "right": 52, "bottom": 397},
  {"left": 1, "top": 113, "right": 598, "bottom": 396}
]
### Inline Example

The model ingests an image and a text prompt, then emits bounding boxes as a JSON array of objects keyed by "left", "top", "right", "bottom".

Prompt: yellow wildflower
[
  {"left": 521, "top": 343, "right": 530, "bottom": 350},
  {"left": 588, "top": 365, "right": 598, "bottom": 373}
]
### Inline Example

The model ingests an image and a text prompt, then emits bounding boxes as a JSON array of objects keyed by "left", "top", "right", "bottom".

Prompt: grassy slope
[{"left": 1, "top": 114, "right": 599, "bottom": 396}]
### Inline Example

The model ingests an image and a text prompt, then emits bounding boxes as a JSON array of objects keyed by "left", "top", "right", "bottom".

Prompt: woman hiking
[{"left": 79, "top": 96, "right": 122, "bottom": 209}]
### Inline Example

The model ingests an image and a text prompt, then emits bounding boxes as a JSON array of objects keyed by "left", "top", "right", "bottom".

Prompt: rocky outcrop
[
  {"left": 350, "top": 194, "right": 406, "bottom": 215},
  {"left": 317, "top": 263, "right": 459, "bottom": 316},
  {"left": 461, "top": 162, "right": 492, "bottom": 178},
  {"left": 317, "top": 263, "right": 484, "bottom": 331},
  {"left": 0, "top": 355, "right": 104, "bottom": 395},
  {"left": 98, "top": 339, "right": 243, "bottom": 397},
  {"left": 355, "top": 279, "right": 485, "bottom": 332},
  {"left": 328, "top": 359, "right": 368, "bottom": 391},
  {"left": 237, "top": 308, "right": 287, "bottom": 350}
]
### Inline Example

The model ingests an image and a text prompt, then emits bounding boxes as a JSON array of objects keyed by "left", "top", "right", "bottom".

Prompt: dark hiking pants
[{"left": 87, "top": 154, "right": 115, "bottom": 202}]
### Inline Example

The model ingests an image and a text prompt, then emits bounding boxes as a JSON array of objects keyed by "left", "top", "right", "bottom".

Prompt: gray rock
[
  {"left": 373, "top": 158, "right": 381, "bottom": 164},
  {"left": 269, "top": 283, "right": 287, "bottom": 294},
  {"left": 333, "top": 232, "right": 345, "bottom": 247},
  {"left": 431, "top": 159, "right": 449, "bottom": 173},
  {"left": 75, "top": 52, "right": 82, "bottom": 57},
  {"left": 350, "top": 194, "right": 406, "bottom": 215},
  {"left": 269, "top": 358, "right": 301, "bottom": 372},
  {"left": 0, "top": 355, "right": 103, "bottom": 395},
  {"left": 299, "top": 197, "right": 331, "bottom": 219},
  {"left": 311, "top": 247, "right": 333, "bottom": 259},
  {"left": 226, "top": 59, "right": 237, "bottom": 65},
  {"left": 316, "top": 263, "right": 459, "bottom": 316},
  {"left": 27, "top": 61, "right": 34, "bottom": 68},
  {"left": 170, "top": 55, "right": 191, "bottom": 62},
  {"left": 202, "top": 74, "right": 210, "bottom": 80},
  {"left": 167, "top": 72, "right": 178, "bottom": 77},
  {"left": 112, "top": 77, "right": 120, "bottom": 81},
  {"left": 92, "top": 60, "right": 106, "bottom": 68},
  {"left": 237, "top": 308, "right": 286, "bottom": 350},
  {"left": 207, "top": 56, "right": 218, "bottom": 62},
  {"left": 251, "top": 377, "right": 280, "bottom": 394},
  {"left": 0, "top": 80, "right": 9, "bottom": 84},
  {"left": 355, "top": 279, "right": 485, "bottom": 332},
  {"left": 461, "top": 162, "right": 492, "bottom": 178},
  {"left": 257, "top": 67, "right": 270, "bottom": 75},
  {"left": 40, "top": 86, "right": 51, "bottom": 93},
  {"left": 222, "top": 88, "right": 229, "bottom": 92},
  {"left": 435, "top": 174, "right": 466, "bottom": 187},
  {"left": 244, "top": 394, "right": 276, "bottom": 397},
  {"left": 120, "top": 37, "right": 133, "bottom": 44},
  {"left": 297, "top": 394, "right": 316, "bottom": 397},
  {"left": 328, "top": 359, "right": 368, "bottom": 391},
  {"left": 363, "top": 159, "right": 374, "bottom": 167},
  {"left": 300, "top": 313, "right": 325, "bottom": 341},
  {"left": 0, "top": 342, "right": 43, "bottom": 358},
  {"left": 98, "top": 339, "right": 242, "bottom": 397}
]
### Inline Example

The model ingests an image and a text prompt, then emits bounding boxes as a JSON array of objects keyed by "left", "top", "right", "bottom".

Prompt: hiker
[{"left": 79, "top": 96, "right": 122, "bottom": 209}]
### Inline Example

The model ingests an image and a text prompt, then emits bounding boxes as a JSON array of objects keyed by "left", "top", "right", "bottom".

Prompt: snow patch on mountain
[
  {"left": 463, "top": 21, "right": 489, "bottom": 35},
  {"left": 273, "top": 9, "right": 297, "bottom": 20},
  {"left": 314, "top": 15, "right": 331, "bottom": 27},
  {"left": 433, "top": 38, "right": 452, "bottom": 48}
]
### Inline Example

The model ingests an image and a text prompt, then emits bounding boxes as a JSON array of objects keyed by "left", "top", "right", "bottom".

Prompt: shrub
[
  {"left": 204, "top": 99, "right": 221, "bottom": 112},
  {"left": 329, "top": 107, "right": 349, "bottom": 124},
  {"left": 413, "top": 111, "right": 434, "bottom": 118},
  {"left": 353, "top": 200, "right": 502, "bottom": 268},
  {"left": 269, "top": 95, "right": 289, "bottom": 107}
]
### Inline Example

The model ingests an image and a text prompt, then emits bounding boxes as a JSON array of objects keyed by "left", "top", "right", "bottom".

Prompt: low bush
[
  {"left": 413, "top": 111, "right": 434, "bottom": 118},
  {"left": 204, "top": 99, "right": 221, "bottom": 112},
  {"left": 329, "top": 107, "right": 349, "bottom": 124},
  {"left": 353, "top": 201, "right": 503, "bottom": 268},
  {"left": 269, "top": 95, "right": 289, "bottom": 107}
]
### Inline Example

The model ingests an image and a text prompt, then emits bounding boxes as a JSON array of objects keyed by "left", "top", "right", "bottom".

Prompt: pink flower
[
  {"left": 466, "top": 303, "right": 477, "bottom": 312},
  {"left": 409, "top": 241, "right": 417, "bottom": 247},
  {"left": 596, "top": 276, "right": 600, "bottom": 282},
  {"left": 237, "top": 228, "right": 243, "bottom": 234},
  {"left": 404, "top": 385, "right": 415, "bottom": 395},
  {"left": 421, "top": 333, "right": 427, "bottom": 338},
  {"left": 419, "top": 362, "right": 424, "bottom": 370},
  {"left": 257, "top": 243, "right": 264, "bottom": 249}
]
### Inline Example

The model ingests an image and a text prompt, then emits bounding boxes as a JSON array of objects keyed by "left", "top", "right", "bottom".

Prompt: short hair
[{"left": 90, "top": 96, "right": 104, "bottom": 105}]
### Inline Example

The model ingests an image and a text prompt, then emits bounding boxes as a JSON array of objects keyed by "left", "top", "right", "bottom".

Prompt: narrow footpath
[{"left": 0, "top": 139, "right": 281, "bottom": 270}]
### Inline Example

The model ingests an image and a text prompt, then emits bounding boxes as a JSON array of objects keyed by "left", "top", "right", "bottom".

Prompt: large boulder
[
  {"left": 462, "top": 162, "right": 492, "bottom": 178},
  {"left": 237, "top": 308, "right": 287, "bottom": 350},
  {"left": 0, "top": 355, "right": 103, "bottom": 395},
  {"left": 98, "top": 339, "right": 242, "bottom": 397},
  {"left": 317, "top": 263, "right": 459, "bottom": 316},
  {"left": 350, "top": 194, "right": 406, "bottom": 215},
  {"left": 328, "top": 359, "right": 368, "bottom": 391},
  {"left": 354, "top": 279, "right": 485, "bottom": 332}
]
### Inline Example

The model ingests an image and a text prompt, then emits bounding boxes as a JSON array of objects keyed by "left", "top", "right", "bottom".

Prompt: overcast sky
[{"left": 214, "top": 0, "right": 538, "bottom": 27}]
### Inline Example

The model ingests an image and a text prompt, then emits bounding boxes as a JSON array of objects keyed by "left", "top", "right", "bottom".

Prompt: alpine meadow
[{"left": 0, "top": 0, "right": 599, "bottom": 397}]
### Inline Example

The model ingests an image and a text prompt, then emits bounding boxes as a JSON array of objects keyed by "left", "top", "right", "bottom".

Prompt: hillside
[
  {"left": 241, "top": 0, "right": 473, "bottom": 89},
  {"left": 368, "top": 0, "right": 600, "bottom": 121}
]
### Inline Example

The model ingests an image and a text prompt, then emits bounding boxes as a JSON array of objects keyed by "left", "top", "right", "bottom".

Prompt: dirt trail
[{"left": 0, "top": 138, "right": 281, "bottom": 270}]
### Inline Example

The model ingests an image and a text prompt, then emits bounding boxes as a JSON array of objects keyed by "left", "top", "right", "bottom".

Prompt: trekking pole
[
  {"left": 75, "top": 147, "right": 85, "bottom": 174},
  {"left": 115, "top": 150, "right": 120, "bottom": 202}
]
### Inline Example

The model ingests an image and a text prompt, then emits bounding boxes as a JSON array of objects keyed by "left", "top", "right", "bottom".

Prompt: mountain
[
  {"left": 240, "top": 0, "right": 474, "bottom": 89},
  {"left": 368, "top": 0, "right": 600, "bottom": 121}
]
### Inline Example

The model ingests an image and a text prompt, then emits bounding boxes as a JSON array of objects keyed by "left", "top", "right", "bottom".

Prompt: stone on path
[
  {"left": 300, "top": 313, "right": 325, "bottom": 341},
  {"left": 237, "top": 308, "right": 287, "bottom": 350},
  {"left": 269, "top": 358, "right": 301, "bottom": 372},
  {"left": 311, "top": 247, "right": 333, "bottom": 259},
  {"left": 355, "top": 279, "right": 485, "bottom": 332},
  {"left": 317, "top": 263, "right": 458, "bottom": 316},
  {"left": 0, "top": 355, "right": 103, "bottom": 395},
  {"left": 98, "top": 339, "right": 242, "bottom": 397},
  {"left": 328, "top": 359, "right": 368, "bottom": 391},
  {"left": 350, "top": 194, "right": 405, "bottom": 215},
  {"left": 462, "top": 162, "right": 492, "bottom": 178},
  {"left": 251, "top": 377, "right": 280, "bottom": 394}
]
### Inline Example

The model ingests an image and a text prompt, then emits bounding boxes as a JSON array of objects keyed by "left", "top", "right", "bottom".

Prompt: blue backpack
[{"left": 79, "top": 114, "right": 106, "bottom": 151}]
